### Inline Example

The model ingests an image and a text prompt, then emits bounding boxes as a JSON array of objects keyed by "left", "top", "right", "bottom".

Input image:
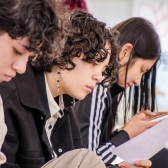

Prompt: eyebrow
[{"left": 21, "top": 44, "right": 29, "bottom": 49}]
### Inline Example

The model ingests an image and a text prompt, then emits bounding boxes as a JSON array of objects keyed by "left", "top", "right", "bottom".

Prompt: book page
[{"left": 111, "top": 118, "right": 168, "bottom": 164}]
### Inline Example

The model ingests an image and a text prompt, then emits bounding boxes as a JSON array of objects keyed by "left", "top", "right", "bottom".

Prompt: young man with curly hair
[
  {"left": 0, "top": 0, "right": 59, "bottom": 165},
  {"left": 0, "top": 9, "right": 119, "bottom": 168}
]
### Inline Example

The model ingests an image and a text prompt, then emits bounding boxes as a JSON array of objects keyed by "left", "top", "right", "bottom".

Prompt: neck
[{"left": 45, "top": 66, "right": 62, "bottom": 98}]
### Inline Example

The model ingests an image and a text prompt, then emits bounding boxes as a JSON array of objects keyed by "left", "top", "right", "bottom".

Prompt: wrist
[
  {"left": 122, "top": 127, "right": 133, "bottom": 139},
  {"left": 116, "top": 126, "right": 124, "bottom": 132}
]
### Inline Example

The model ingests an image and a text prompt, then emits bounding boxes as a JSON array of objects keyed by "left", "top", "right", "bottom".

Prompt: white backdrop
[{"left": 132, "top": 0, "right": 168, "bottom": 111}]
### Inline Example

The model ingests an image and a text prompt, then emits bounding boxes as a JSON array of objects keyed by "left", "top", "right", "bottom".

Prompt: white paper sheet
[{"left": 111, "top": 118, "right": 168, "bottom": 164}]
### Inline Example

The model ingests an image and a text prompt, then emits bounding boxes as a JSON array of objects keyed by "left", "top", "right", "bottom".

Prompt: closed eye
[
  {"left": 93, "top": 62, "right": 98, "bottom": 66},
  {"left": 103, "top": 65, "right": 108, "bottom": 71},
  {"left": 14, "top": 48, "right": 22, "bottom": 55},
  {"left": 140, "top": 69, "right": 144, "bottom": 73}
]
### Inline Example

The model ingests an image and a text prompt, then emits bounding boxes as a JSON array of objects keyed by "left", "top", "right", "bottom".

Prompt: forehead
[
  {"left": 0, "top": 33, "right": 30, "bottom": 50},
  {"left": 135, "top": 58, "right": 157, "bottom": 68}
]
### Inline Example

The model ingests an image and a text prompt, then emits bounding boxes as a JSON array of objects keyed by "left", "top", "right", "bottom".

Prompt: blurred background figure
[
  {"left": 55, "top": 0, "right": 87, "bottom": 17},
  {"left": 65, "top": 0, "right": 88, "bottom": 11}
]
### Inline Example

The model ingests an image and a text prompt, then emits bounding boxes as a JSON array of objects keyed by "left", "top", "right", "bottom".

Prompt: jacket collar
[
  {"left": 54, "top": 95, "right": 77, "bottom": 109},
  {"left": 13, "top": 62, "right": 76, "bottom": 112},
  {"left": 13, "top": 62, "right": 42, "bottom": 112}
]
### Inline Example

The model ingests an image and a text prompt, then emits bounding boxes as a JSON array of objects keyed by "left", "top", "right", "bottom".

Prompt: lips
[
  {"left": 126, "top": 83, "right": 132, "bottom": 88},
  {"left": 4, "top": 75, "right": 15, "bottom": 81},
  {"left": 86, "top": 86, "right": 95, "bottom": 92}
]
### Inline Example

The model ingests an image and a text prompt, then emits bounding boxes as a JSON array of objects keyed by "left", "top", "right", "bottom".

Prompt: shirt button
[
  {"left": 58, "top": 149, "right": 62, "bottom": 153},
  {"left": 48, "top": 125, "right": 52, "bottom": 130}
]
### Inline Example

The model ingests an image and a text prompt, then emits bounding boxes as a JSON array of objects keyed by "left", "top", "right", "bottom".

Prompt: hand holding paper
[
  {"left": 123, "top": 111, "right": 158, "bottom": 139},
  {"left": 147, "top": 112, "right": 168, "bottom": 122},
  {"left": 112, "top": 117, "right": 168, "bottom": 164}
]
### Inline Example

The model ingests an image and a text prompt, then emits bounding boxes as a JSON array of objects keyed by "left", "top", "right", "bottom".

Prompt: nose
[
  {"left": 92, "top": 73, "right": 103, "bottom": 84},
  {"left": 133, "top": 75, "right": 142, "bottom": 86},
  {"left": 12, "top": 55, "right": 29, "bottom": 74}
]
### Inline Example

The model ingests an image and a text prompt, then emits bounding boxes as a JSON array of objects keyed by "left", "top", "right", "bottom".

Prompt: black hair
[{"left": 109, "top": 17, "right": 161, "bottom": 132}]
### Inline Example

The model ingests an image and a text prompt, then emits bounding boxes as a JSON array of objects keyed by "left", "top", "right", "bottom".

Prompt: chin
[{"left": 74, "top": 94, "right": 87, "bottom": 101}]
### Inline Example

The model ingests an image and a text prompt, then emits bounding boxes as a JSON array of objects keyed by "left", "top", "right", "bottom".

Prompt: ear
[{"left": 118, "top": 43, "right": 133, "bottom": 65}]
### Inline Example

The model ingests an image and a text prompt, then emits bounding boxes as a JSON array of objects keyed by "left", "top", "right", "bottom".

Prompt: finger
[
  {"left": 143, "top": 110, "right": 156, "bottom": 116},
  {"left": 119, "top": 162, "right": 142, "bottom": 168},
  {"left": 155, "top": 111, "right": 168, "bottom": 115},
  {"left": 136, "top": 110, "right": 154, "bottom": 117},
  {"left": 136, "top": 110, "right": 151, "bottom": 115},
  {"left": 148, "top": 112, "right": 168, "bottom": 120},
  {"left": 134, "top": 160, "right": 152, "bottom": 167},
  {"left": 146, "top": 121, "right": 159, "bottom": 128},
  {"left": 136, "top": 111, "right": 157, "bottom": 120},
  {"left": 136, "top": 111, "right": 145, "bottom": 115},
  {"left": 135, "top": 112, "right": 148, "bottom": 120}
]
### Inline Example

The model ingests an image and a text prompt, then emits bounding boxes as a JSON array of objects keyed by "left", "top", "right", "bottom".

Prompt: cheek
[
  {"left": 118, "top": 69, "right": 126, "bottom": 82},
  {"left": 0, "top": 54, "right": 11, "bottom": 68},
  {"left": 72, "top": 66, "right": 90, "bottom": 82},
  {"left": 60, "top": 70, "right": 79, "bottom": 91},
  {"left": 118, "top": 68, "right": 134, "bottom": 85}
]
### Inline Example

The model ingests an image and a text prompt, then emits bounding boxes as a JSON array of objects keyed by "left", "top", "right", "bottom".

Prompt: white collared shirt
[{"left": 44, "top": 74, "right": 62, "bottom": 158}]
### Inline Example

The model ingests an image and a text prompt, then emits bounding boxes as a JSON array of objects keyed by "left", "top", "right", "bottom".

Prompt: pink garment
[
  {"left": 42, "top": 148, "right": 106, "bottom": 168},
  {"left": 65, "top": 0, "right": 88, "bottom": 11}
]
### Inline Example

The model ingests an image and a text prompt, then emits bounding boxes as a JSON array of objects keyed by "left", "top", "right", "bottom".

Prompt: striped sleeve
[
  {"left": 75, "top": 84, "right": 129, "bottom": 164},
  {"left": 88, "top": 85, "right": 129, "bottom": 163},
  {"left": 87, "top": 85, "right": 117, "bottom": 163}
]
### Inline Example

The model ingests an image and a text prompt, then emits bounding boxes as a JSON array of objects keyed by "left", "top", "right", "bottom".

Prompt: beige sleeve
[
  {"left": 42, "top": 148, "right": 106, "bottom": 168},
  {"left": 0, "top": 96, "right": 7, "bottom": 165}
]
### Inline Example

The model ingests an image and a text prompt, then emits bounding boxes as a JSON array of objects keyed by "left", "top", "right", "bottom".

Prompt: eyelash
[
  {"left": 141, "top": 69, "right": 144, "bottom": 73},
  {"left": 93, "top": 62, "right": 98, "bottom": 66},
  {"left": 92, "top": 62, "right": 108, "bottom": 75},
  {"left": 14, "top": 48, "right": 22, "bottom": 55}
]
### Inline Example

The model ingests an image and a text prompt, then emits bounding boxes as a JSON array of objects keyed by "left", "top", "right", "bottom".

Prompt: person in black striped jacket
[{"left": 75, "top": 17, "right": 161, "bottom": 168}]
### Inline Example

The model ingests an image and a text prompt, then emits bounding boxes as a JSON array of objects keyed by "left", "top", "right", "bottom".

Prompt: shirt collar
[{"left": 44, "top": 73, "right": 60, "bottom": 118}]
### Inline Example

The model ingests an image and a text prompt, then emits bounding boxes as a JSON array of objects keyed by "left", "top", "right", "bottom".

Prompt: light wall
[{"left": 87, "top": 0, "right": 132, "bottom": 27}]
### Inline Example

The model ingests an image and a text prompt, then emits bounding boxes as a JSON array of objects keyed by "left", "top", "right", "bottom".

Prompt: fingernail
[
  {"left": 119, "top": 162, "right": 126, "bottom": 167},
  {"left": 152, "top": 112, "right": 156, "bottom": 115},
  {"left": 134, "top": 161, "right": 140, "bottom": 166}
]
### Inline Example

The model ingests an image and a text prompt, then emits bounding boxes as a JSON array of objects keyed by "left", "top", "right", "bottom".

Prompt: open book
[{"left": 111, "top": 117, "right": 168, "bottom": 164}]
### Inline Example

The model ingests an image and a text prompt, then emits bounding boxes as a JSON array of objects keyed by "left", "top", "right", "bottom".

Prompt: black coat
[
  {"left": 150, "top": 148, "right": 168, "bottom": 168},
  {"left": 0, "top": 63, "right": 83, "bottom": 168}
]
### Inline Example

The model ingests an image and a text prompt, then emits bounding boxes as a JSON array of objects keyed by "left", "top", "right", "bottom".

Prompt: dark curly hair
[
  {"left": 32, "top": 10, "right": 120, "bottom": 88},
  {"left": 0, "top": 0, "right": 59, "bottom": 57}
]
